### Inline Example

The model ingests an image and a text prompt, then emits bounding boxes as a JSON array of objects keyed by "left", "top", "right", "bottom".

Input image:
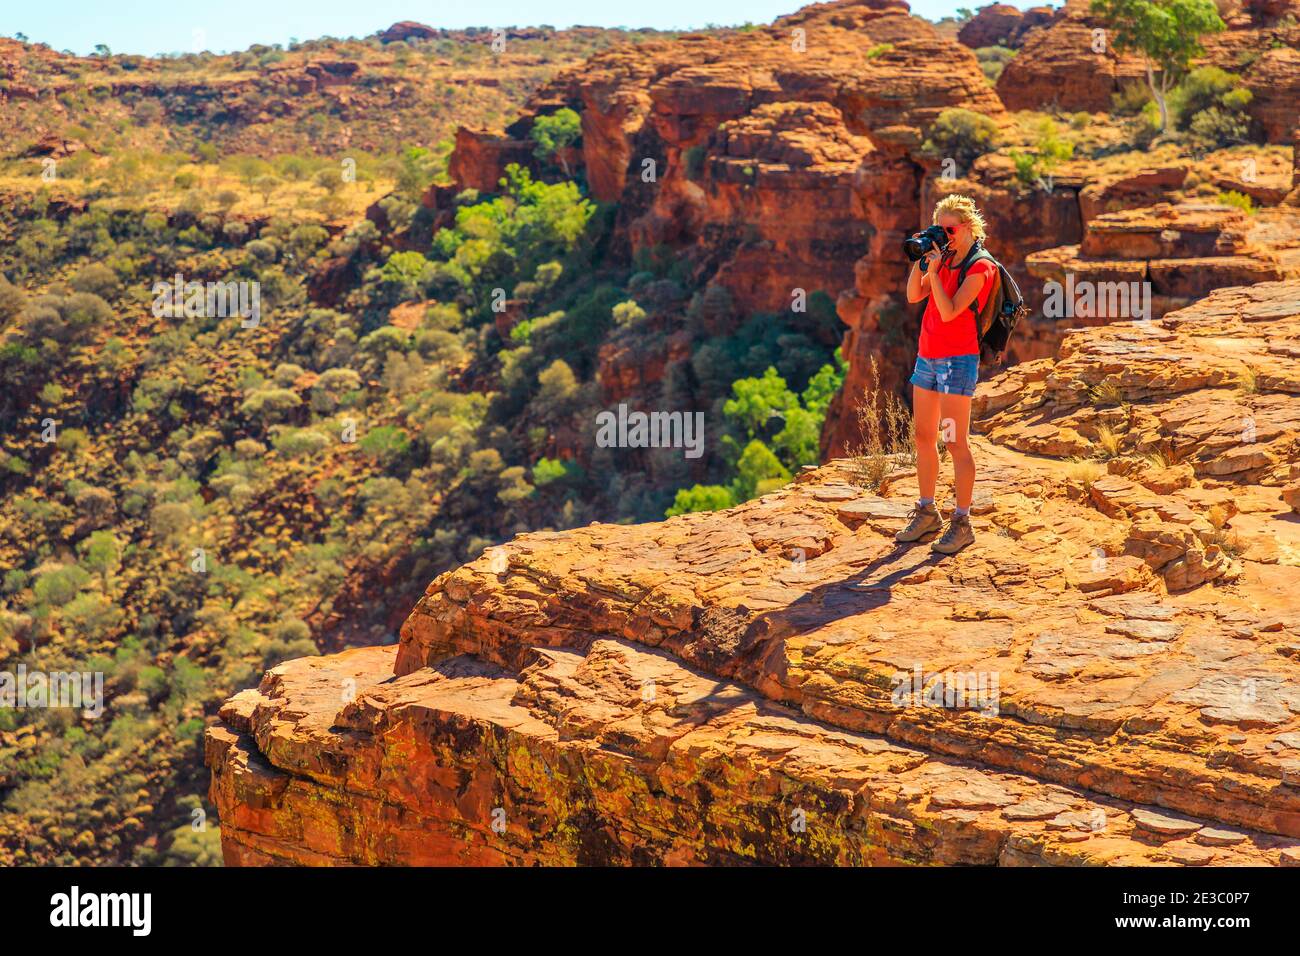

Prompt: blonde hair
[{"left": 932, "top": 194, "right": 987, "bottom": 241}]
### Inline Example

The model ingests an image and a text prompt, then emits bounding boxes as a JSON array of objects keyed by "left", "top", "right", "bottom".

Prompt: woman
[{"left": 894, "top": 194, "right": 997, "bottom": 555}]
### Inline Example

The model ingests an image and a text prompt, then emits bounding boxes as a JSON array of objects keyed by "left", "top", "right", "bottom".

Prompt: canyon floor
[{"left": 207, "top": 279, "right": 1300, "bottom": 866}]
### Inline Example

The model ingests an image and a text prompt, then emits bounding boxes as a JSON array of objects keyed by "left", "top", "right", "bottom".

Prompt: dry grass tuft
[
  {"left": 1065, "top": 458, "right": 1106, "bottom": 494},
  {"left": 847, "top": 356, "right": 915, "bottom": 492},
  {"left": 1094, "top": 425, "right": 1124, "bottom": 460},
  {"left": 1088, "top": 379, "right": 1125, "bottom": 407}
]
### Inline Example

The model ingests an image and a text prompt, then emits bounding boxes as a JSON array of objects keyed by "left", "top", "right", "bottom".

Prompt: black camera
[{"left": 903, "top": 224, "right": 949, "bottom": 262}]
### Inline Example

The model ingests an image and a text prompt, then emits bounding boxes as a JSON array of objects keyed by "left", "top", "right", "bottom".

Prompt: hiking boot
[
  {"left": 931, "top": 513, "right": 974, "bottom": 555},
  {"left": 894, "top": 501, "right": 942, "bottom": 543}
]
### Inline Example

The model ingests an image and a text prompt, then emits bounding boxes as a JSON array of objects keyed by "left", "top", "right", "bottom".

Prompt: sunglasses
[{"left": 941, "top": 225, "right": 960, "bottom": 236}]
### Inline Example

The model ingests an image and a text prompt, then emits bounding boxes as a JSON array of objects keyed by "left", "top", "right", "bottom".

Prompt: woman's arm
[
  {"left": 928, "top": 263, "right": 989, "bottom": 323},
  {"left": 905, "top": 253, "right": 936, "bottom": 303}
]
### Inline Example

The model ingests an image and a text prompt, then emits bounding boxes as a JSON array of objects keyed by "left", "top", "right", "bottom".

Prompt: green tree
[
  {"left": 530, "top": 108, "right": 581, "bottom": 176},
  {"left": 730, "top": 440, "right": 791, "bottom": 501},
  {"left": 723, "top": 367, "right": 798, "bottom": 438},
  {"left": 1090, "top": 0, "right": 1225, "bottom": 131}
]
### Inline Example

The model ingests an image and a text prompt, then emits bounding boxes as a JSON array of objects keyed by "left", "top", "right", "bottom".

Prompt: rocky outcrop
[
  {"left": 208, "top": 279, "right": 1300, "bottom": 866},
  {"left": 996, "top": 1, "right": 1146, "bottom": 113},
  {"left": 957, "top": 3, "right": 1056, "bottom": 49},
  {"left": 377, "top": 22, "right": 439, "bottom": 43},
  {"left": 447, "top": 126, "right": 537, "bottom": 194},
  {"left": 1023, "top": 201, "right": 1294, "bottom": 344}
]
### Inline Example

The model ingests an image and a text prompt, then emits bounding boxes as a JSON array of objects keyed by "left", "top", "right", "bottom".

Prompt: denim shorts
[{"left": 910, "top": 354, "right": 979, "bottom": 397}]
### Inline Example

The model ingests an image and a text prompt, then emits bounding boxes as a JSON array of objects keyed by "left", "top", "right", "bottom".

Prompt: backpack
[{"left": 953, "top": 241, "right": 1029, "bottom": 366}]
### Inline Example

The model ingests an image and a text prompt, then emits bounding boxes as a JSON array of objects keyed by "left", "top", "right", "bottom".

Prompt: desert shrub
[
  {"left": 1010, "top": 119, "right": 1074, "bottom": 185},
  {"left": 240, "top": 387, "right": 302, "bottom": 420},
  {"left": 847, "top": 355, "right": 915, "bottom": 491},
  {"left": 69, "top": 262, "right": 119, "bottom": 298},
  {"left": 412, "top": 328, "right": 464, "bottom": 364},
  {"left": 1217, "top": 190, "right": 1256, "bottom": 215},
  {"left": 1172, "top": 67, "right": 1252, "bottom": 148},
  {"left": 272, "top": 427, "right": 333, "bottom": 458},
  {"left": 611, "top": 299, "right": 646, "bottom": 326},
  {"left": 244, "top": 239, "right": 277, "bottom": 263},
  {"left": 665, "top": 484, "right": 736, "bottom": 517},
  {"left": 33, "top": 564, "right": 92, "bottom": 606},
  {"left": 922, "top": 108, "right": 1000, "bottom": 169},
  {"left": 536, "top": 359, "right": 579, "bottom": 407},
  {"left": 974, "top": 46, "right": 1015, "bottom": 84},
  {"left": 730, "top": 440, "right": 790, "bottom": 500},
  {"left": 1124, "top": 101, "right": 1164, "bottom": 149},
  {"left": 1111, "top": 79, "right": 1152, "bottom": 110},
  {"left": 310, "top": 368, "right": 363, "bottom": 413},
  {"left": 0, "top": 274, "right": 25, "bottom": 323},
  {"left": 359, "top": 325, "right": 409, "bottom": 358},
  {"left": 1189, "top": 106, "right": 1251, "bottom": 149},
  {"left": 358, "top": 425, "right": 411, "bottom": 464},
  {"left": 531, "top": 457, "right": 572, "bottom": 487},
  {"left": 1172, "top": 66, "right": 1249, "bottom": 125},
  {"left": 272, "top": 362, "right": 305, "bottom": 386}
]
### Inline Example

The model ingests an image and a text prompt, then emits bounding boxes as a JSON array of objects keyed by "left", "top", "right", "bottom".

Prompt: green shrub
[
  {"left": 922, "top": 108, "right": 1000, "bottom": 169},
  {"left": 974, "top": 46, "right": 1015, "bottom": 85},
  {"left": 1170, "top": 66, "right": 1253, "bottom": 148},
  {"left": 665, "top": 484, "right": 735, "bottom": 517},
  {"left": 1216, "top": 190, "right": 1256, "bottom": 215},
  {"left": 1189, "top": 105, "right": 1251, "bottom": 148}
]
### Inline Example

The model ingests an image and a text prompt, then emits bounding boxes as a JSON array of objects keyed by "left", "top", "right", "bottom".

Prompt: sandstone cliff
[{"left": 208, "top": 279, "right": 1300, "bottom": 866}]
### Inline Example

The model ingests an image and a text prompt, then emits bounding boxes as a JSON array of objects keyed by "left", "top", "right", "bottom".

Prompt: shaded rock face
[
  {"left": 209, "top": 280, "right": 1300, "bottom": 866},
  {"left": 998, "top": 0, "right": 1300, "bottom": 141},
  {"left": 1292, "top": 126, "right": 1300, "bottom": 203}
]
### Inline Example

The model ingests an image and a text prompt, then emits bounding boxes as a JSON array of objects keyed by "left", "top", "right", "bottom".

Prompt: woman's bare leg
[
  {"left": 912, "top": 385, "right": 942, "bottom": 502},
  {"left": 938, "top": 392, "right": 975, "bottom": 510}
]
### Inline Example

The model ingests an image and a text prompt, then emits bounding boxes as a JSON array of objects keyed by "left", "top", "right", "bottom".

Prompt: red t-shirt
[{"left": 918, "top": 256, "right": 997, "bottom": 359}]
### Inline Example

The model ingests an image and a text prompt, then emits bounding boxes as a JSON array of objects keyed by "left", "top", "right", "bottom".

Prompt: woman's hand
[{"left": 905, "top": 252, "right": 933, "bottom": 302}]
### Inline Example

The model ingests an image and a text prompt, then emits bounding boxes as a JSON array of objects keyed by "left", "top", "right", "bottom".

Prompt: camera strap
[{"left": 955, "top": 240, "right": 993, "bottom": 317}]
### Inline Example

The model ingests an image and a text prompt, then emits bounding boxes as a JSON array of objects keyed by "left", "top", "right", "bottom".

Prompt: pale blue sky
[{"left": 9, "top": 1, "right": 1050, "bottom": 56}]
